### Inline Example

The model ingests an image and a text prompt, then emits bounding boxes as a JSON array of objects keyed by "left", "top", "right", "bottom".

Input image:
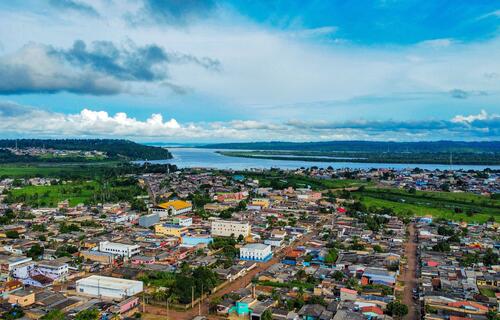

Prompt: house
[
  {"left": 8, "top": 289, "right": 35, "bottom": 307},
  {"left": 298, "top": 304, "right": 326, "bottom": 320}
]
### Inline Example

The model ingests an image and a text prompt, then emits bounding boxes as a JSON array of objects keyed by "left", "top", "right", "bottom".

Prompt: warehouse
[{"left": 76, "top": 275, "right": 143, "bottom": 300}]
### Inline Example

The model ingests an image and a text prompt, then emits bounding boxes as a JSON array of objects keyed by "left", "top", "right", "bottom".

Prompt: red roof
[
  {"left": 427, "top": 260, "right": 439, "bottom": 267},
  {"left": 340, "top": 287, "right": 357, "bottom": 295},
  {"left": 337, "top": 207, "right": 347, "bottom": 213},
  {"left": 448, "top": 301, "right": 488, "bottom": 311},
  {"left": 362, "top": 306, "right": 384, "bottom": 315}
]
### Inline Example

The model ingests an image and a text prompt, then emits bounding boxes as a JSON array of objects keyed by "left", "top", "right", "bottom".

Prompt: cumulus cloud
[
  {"left": 0, "top": 102, "right": 497, "bottom": 141},
  {"left": 0, "top": 40, "right": 220, "bottom": 95}
]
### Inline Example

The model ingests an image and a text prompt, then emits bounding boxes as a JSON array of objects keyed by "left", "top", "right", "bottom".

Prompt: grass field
[
  {"left": 6, "top": 179, "right": 146, "bottom": 207},
  {"left": 237, "top": 171, "right": 369, "bottom": 190},
  {"left": 0, "top": 162, "right": 121, "bottom": 178},
  {"left": 359, "top": 195, "right": 499, "bottom": 223}
]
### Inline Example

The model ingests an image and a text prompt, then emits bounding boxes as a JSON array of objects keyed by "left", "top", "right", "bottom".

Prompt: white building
[
  {"left": 0, "top": 255, "right": 33, "bottom": 280},
  {"left": 36, "top": 260, "right": 69, "bottom": 281},
  {"left": 99, "top": 241, "right": 140, "bottom": 258},
  {"left": 211, "top": 220, "right": 251, "bottom": 238},
  {"left": 239, "top": 243, "right": 272, "bottom": 262},
  {"left": 76, "top": 275, "right": 143, "bottom": 299}
]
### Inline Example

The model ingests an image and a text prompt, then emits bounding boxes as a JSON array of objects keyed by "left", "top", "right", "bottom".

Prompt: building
[
  {"left": 138, "top": 213, "right": 160, "bottom": 228},
  {"left": 80, "top": 250, "right": 115, "bottom": 265},
  {"left": 181, "top": 236, "right": 213, "bottom": 247},
  {"left": 151, "top": 200, "right": 192, "bottom": 217},
  {"left": 239, "top": 243, "right": 272, "bottom": 262},
  {"left": 36, "top": 260, "right": 69, "bottom": 281},
  {"left": 154, "top": 224, "right": 188, "bottom": 237},
  {"left": 76, "top": 275, "right": 143, "bottom": 299},
  {"left": 0, "top": 255, "right": 33, "bottom": 280},
  {"left": 99, "top": 241, "right": 140, "bottom": 258},
  {"left": 8, "top": 289, "right": 35, "bottom": 307},
  {"left": 166, "top": 215, "right": 192, "bottom": 227},
  {"left": 211, "top": 220, "right": 251, "bottom": 238}
]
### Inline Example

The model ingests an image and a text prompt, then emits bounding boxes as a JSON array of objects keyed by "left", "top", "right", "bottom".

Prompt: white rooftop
[{"left": 77, "top": 275, "right": 142, "bottom": 289}]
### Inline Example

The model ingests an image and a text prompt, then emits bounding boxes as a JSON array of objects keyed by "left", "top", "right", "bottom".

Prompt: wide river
[{"left": 141, "top": 148, "right": 499, "bottom": 171}]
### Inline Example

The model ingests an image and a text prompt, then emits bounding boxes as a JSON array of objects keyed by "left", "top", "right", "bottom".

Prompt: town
[{"left": 0, "top": 165, "right": 497, "bottom": 320}]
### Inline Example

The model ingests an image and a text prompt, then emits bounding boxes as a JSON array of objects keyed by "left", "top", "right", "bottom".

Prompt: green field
[
  {"left": 0, "top": 163, "right": 123, "bottom": 179},
  {"left": 5, "top": 179, "right": 146, "bottom": 207},
  {"left": 236, "top": 171, "right": 368, "bottom": 190},
  {"left": 357, "top": 188, "right": 499, "bottom": 223}
]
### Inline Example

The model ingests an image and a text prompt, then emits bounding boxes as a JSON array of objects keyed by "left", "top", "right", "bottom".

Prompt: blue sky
[{"left": 0, "top": 0, "right": 499, "bottom": 142}]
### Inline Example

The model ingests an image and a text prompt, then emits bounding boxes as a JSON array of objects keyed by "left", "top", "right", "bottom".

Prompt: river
[{"left": 140, "top": 148, "right": 499, "bottom": 171}]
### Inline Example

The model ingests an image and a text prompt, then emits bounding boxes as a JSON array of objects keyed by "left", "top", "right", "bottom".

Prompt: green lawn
[
  {"left": 5, "top": 179, "right": 146, "bottom": 207},
  {"left": 0, "top": 162, "right": 121, "bottom": 178},
  {"left": 360, "top": 196, "right": 498, "bottom": 223}
]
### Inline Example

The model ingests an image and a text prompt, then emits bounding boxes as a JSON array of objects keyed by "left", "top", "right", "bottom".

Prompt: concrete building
[
  {"left": 151, "top": 200, "right": 192, "bottom": 217},
  {"left": 211, "top": 220, "right": 251, "bottom": 238},
  {"left": 8, "top": 289, "right": 35, "bottom": 307},
  {"left": 76, "top": 275, "right": 143, "bottom": 299},
  {"left": 36, "top": 260, "right": 69, "bottom": 281},
  {"left": 80, "top": 250, "right": 115, "bottom": 265},
  {"left": 99, "top": 241, "right": 140, "bottom": 258},
  {"left": 154, "top": 224, "right": 188, "bottom": 237},
  {"left": 0, "top": 255, "right": 32, "bottom": 280},
  {"left": 239, "top": 243, "right": 272, "bottom": 262},
  {"left": 138, "top": 213, "right": 160, "bottom": 228},
  {"left": 166, "top": 215, "right": 192, "bottom": 227}
]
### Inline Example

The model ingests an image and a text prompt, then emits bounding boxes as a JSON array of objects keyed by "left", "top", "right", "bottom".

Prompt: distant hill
[
  {"left": 0, "top": 139, "right": 172, "bottom": 162},
  {"left": 201, "top": 140, "right": 500, "bottom": 153}
]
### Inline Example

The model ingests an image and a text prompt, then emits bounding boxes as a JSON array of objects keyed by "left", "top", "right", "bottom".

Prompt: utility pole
[
  {"left": 199, "top": 283, "right": 203, "bottom": 316},
  {"left": 191, "top": 286, "right": 194, "bottom": 309}
]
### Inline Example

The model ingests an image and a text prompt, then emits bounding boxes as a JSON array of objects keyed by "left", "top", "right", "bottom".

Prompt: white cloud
[
  {"left": 0, "top": 103, "right": 497, "bottom": 142},
  {"left": 451, "top": 109, "right": 498, "bottom": 124}
]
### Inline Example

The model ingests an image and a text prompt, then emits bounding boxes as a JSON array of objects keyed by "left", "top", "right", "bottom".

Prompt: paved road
[
  {"left": 145, "top": 231, "right": 315, "bottom": 320},
  {"left": 402, "top": 223, "right": 418, "bottom": 320}
]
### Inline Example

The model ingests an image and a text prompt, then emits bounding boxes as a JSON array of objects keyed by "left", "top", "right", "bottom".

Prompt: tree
[
  {"left": 483, "top": 248, "right": 498, "bottom": 266},
  {"left": 333, "top": 270, "right": 344, "bottom": 281},
  {"left": 27, "top": 244, "right": 44, "bottom": 259},
  {"left": 5, "top": 230, "right": 19, "bottom": 239},
  {"left": 324, "top": 248, "right": 338, "bottom": 264},
  {"left": 386, "top": 301, "right": 408, "bottom": 318},
  {"left": 261, "top": 309, "right": 273, "bottom": 320},
  {"left": 75, "top": 309, "right": 99, "bottom": 320},
  {"left": 41, "top": 310, "right": 66, "bottom": 320}
]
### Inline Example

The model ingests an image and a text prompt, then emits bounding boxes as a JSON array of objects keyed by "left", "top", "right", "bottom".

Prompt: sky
[{"left": 0, "top": 0, "right": 499, "bottom": 142}]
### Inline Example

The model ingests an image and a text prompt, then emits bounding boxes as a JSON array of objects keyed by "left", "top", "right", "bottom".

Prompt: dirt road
[
  {"left": 145, "top": 231, "right": 315, "bottom": 319},
  {"left": 402, "top": 223, "right": 418, "bottom": 320}
]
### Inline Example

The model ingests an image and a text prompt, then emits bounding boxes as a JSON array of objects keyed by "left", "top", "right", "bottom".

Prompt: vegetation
[
  {"left": 4, "top": 178, "right": 147, "bottom": 207},
  {"left": 41, "top": 310, "right": 66, "bottom": 320},
  {"left": 204, "top": 140, "right": 500, "bottom": 154},
  {"left": 0, "top": 162, "right": 176, "bottom": 179},
  {"left": 139, "top": 266, "right": 219, "bottom": 305},
  {"left": 235, "top": 170, "right": 367, "bottom": 191},
  {"left": 354, "top": 188, "right": 500, "bottom": 223},
  {"left": 386, "top": 301, "right": 409, "bottom": 318},
  {"left": 0, "top": 139, "right": 172, "bottom": 162}
]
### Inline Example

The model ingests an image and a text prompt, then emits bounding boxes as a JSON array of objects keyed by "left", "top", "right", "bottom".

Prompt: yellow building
[
  {"left": 152, "top": 200, "right": 192, "bottom": 217},
  {"left": 250, "top": 198, "right": 270, "bottom": 208},
  {"left": 8, "top": 289, "right": 35, "bottom": 307},
  {"left": 154, "top": 224, "right": 188, "bottom": 237}
]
